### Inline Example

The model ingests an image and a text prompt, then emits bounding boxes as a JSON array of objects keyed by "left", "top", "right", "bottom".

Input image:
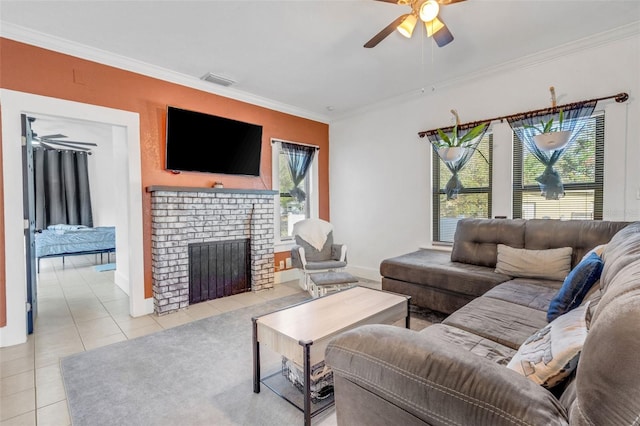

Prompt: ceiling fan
[
  {"left": 364, "top": 0, "right": 466, "bottom": 49},
  {"left": 32, "top": 133, "right": 97, "bottom": 153}
]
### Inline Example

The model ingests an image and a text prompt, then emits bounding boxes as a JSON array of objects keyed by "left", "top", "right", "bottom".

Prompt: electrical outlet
[
  {"left": 279, "top": 260, "right": 285, "bottom": 270},
  {"left": 285, "top": 257, "right": 292, "bottom": 268}
]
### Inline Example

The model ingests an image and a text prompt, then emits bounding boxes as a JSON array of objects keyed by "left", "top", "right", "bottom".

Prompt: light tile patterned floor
[{"left": 1, "top": 256, "right": 420, "bottom": 426}]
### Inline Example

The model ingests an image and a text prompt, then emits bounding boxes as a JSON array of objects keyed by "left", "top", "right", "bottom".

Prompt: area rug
[
  {"left": 409, "top": 304, "right": 448, "bottom": 325},
  {"left": 94, "top": 263, "right": 116, "bottom": 272},
  {"left": 61, "top": 293, "right": 313, "bottom": 426}
]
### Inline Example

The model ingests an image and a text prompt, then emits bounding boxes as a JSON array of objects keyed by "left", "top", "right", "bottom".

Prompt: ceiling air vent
[{"left": 200, "top": 72, "right": 235, "bottom": 87}]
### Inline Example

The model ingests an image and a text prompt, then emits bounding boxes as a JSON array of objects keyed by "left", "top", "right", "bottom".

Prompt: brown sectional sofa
[
  {"left": 380, "top": 218, "right": 628, "bottom": 314},
  {"left": 326, "top": 219, "right": 640, "bottom": 425}
]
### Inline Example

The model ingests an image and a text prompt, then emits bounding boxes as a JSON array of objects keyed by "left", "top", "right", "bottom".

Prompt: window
[
  {"left": 513, "top": 113, "right": 604, "bottom": 220},
  {"left": 272, "top": 139, "right": 318, "bottom": 242},
  {"left": 432, "top": 133, "right": 493, "bottom": 243}
]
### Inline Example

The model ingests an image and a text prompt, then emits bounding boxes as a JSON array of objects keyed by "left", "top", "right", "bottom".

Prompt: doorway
[{"left": 0, "top": 89, "right": 148, "bottom": 347}]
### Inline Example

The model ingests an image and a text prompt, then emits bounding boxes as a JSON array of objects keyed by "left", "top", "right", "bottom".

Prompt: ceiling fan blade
[
  {"left": 372, "top": 0, "right": 401, "bottom": 3},
  {"left": 40, "top": 133, "right": 67, "bottom": 139},
  {"left": 364, "top": 14, "right": 408, "bottom": 48},
  {"left": 46, "top": 139, "right": 97, "bottom": 147},
  {"left": 436, "top": 0, "right": 466, "bottom": 5},
  {"left": 42, "top": 140, "right": 92, "bottom": 152},
  {"left": 432, "top": 20, "right": 454, "bottom": 47}
]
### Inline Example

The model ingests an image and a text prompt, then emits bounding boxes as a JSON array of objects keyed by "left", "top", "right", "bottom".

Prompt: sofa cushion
[
  {"left": 443, "top": 297, "right": 549, "bottom": 350},
  {"left": 451, "top": 218, "right": 526, "bottom": 267},
  {"left": 494, "top": 245, "right": 573, "bottom": 281},
  {"left": 524, "top": 219, "right": 629, "bottom": 268},
  {"left": 484, "top": 279, "right": 562, "bottom": 311},
  {"left": 380, "top": 249, "right": 511, "bottom": 298},
  {"left": 507, "top": 305, "right": 588, "bottom": 389},
  {"left": 547, "top": 252, "right": 603, "bottom": 322},
  {"left": 419, "top": 324, "right": 516, "bottom": 365}
]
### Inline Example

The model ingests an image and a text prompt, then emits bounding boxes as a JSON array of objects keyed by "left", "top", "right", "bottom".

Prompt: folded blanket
[{"left": 292, "top": 219, "right": 333, "bottom": 251}]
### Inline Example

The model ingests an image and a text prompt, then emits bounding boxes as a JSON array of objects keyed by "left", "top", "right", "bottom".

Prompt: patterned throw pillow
[
  {"left": 507, "top": 304, "right": 588, "bottom": 389},
  {"left": 547, "top": 252, "right": 604, "bottom": 322}
]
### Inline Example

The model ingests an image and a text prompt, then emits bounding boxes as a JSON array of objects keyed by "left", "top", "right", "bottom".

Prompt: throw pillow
[
  {"left": 582, "top": 244, "right": 606, "bottom": 260},
  {"left": 507, "top": 304, "right": 588, "bottom": 389},
  {"left": 547, "top": 252, "right": 604, "bottom": 322},
  {"left": 495, "top": 245, "right": 573, "bottom": 281}
]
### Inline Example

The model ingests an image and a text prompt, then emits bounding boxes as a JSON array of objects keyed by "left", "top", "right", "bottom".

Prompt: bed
[{"left": 35, "top": 225, "right": 116, "bottom": 272}]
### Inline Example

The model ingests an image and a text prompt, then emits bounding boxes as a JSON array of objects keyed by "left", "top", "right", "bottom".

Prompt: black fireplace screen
[{"left": 188, "top": 238, "right": 251, "bottom": 303}]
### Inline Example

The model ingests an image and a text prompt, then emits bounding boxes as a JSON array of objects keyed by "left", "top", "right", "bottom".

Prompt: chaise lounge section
[
  {"left": 380, "top": 218, "right": 628, "bottom": 314},
  {"left": 326, "top": 219, "right": 640, "bottom": 425}
]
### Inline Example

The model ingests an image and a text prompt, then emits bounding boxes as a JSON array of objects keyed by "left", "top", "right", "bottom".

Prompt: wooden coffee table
[{"left": 252, "top": 286, "right": 410, "bottom": 426}]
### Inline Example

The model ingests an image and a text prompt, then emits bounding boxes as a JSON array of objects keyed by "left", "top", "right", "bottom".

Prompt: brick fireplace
[{"left": 147, "top": 186, "right": 277, "bottom": 315}]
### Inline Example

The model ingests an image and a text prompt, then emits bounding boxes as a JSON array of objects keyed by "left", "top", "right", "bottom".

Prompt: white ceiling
[{"left": 1, "top": 0, "right": 639, "bottom": 121}]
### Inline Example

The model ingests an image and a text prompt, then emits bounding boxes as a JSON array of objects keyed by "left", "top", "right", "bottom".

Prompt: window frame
[
  {"left": 512, "top": 112, "right": 604, "bottom": 220},
  {"left": 271, "top": 138, "right": 319, "bottom": 249},
  {"left": 432, "top": 133, "right": 493, "bottom": 244}
]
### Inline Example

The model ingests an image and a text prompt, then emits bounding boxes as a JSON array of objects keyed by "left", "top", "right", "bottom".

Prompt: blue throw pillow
[{"left": 547, "top": 252, "right": 604, "bottom": 322}]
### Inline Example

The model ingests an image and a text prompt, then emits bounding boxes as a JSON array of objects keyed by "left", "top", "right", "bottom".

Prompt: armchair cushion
[
  {"left": 303, "top": 260, "right": 347, "bottom": 271},
  {"left": 295, "top": 231, "right": 333, "bottom": 262}
]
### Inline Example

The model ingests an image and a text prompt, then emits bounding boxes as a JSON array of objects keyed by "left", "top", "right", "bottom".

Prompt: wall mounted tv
[{"left": 165, "top": 106, "right": 263, "bottom": 176}]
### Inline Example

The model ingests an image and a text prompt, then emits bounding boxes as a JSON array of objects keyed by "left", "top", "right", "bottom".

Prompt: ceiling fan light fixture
[
  {"left": 425, "top": 17, "right": 445, "bottom": 37},
  {"left": 419, "top": 0, "right": 440, "bottom": 23},
  {"left": 397, "top": 14, "right": 418, "bottom": 38}
]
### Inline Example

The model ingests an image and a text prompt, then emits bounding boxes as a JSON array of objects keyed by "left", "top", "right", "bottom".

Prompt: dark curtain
[
  {"left": 507, "top": 100, "right": 596, "bottom": 200},
  {"left": 425, "top": 123, "right": 489, "bottom": 200},
  {"left": 34, "top": 148, "right": 93, "bottom": 229},
  {"left": 281, "top": 142, "right": 316, "bottom": 202}
]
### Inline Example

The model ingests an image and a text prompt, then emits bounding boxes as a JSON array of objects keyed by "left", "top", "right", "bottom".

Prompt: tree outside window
[
  {"left": 278, "top": 148, "right": 311, "bottom": 239},
  {"left": 433, "top": 133, "right": 493, "bottom": 243},
  {"left": 514, "top": 114, "right": 603, "bottom": 220}
]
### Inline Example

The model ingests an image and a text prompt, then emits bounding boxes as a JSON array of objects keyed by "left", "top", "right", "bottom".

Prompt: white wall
[
  {"left": 330, "top": 31, "right": 640, "bottom": 280},
  {"left": 87, "top": 127, "right": 117, "bottom": 227}
]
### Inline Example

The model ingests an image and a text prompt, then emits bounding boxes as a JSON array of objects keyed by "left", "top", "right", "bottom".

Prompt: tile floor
[{"left": 0, "top": 256, "right": 425, "bottom": 426}]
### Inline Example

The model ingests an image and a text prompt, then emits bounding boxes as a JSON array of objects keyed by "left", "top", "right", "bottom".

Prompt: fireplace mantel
[{"left": 146, "top": 185, "right": 277, "bottom": 195}]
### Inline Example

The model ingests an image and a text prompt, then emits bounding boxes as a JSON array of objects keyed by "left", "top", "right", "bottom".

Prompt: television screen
[{"left": 165, "top": 106, "right": 263, "bottom": 176}]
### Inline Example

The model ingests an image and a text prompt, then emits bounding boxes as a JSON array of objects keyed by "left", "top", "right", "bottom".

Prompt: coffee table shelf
[{"left": 261, "top": 370, "right": 335, "bottom": 418}]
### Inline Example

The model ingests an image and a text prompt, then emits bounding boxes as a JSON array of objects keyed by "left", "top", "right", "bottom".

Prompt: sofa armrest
[
  {"left": 291, "top": 245, "right": 306, "bottom": 269},
  {"left": 326, "top": 324, "right": 568, "bottom": 426},
  {"left": 331, "top": 244, "right": 347, "bottom": 262}
]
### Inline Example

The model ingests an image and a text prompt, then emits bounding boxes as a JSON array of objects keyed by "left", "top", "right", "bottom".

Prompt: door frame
[{"left": 0, "top": 89, "right": 151, "bottom": 347}]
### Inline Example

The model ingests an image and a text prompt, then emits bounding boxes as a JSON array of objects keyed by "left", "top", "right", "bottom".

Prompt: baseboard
[
  {"left": 142, "top": 298, "right": 155, "bottom": 316},
  {"left": 274, "top": 269, "right": 299, "bottom": 284}
]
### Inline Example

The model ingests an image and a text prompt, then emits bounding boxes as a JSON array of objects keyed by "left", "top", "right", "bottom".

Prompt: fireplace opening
[{"left": 188, "top": 238, "right": 251, "bottom": 304}]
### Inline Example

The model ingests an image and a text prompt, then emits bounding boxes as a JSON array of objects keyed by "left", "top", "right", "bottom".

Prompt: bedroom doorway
[{"left": 0, "top": 89, "right": 147, "bottom": 347}]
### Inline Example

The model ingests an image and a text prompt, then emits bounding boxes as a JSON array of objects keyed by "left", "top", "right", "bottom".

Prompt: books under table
[{"left": 282, "top": 357, "right": 334, "bottom": 403}]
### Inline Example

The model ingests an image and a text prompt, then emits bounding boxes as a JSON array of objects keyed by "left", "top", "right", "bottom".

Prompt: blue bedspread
[{"left": 35, "top": 227, "right": 116, "bottom": 258}]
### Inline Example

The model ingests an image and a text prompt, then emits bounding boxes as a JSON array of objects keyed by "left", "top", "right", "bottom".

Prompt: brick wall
[{"left": 148, "top": 187, "right": 277, "bottom": 315}]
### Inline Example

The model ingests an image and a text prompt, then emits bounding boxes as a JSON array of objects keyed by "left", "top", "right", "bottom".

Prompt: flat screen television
[{"left": 165, "top": 106, "right": 263, "bottom": 176}]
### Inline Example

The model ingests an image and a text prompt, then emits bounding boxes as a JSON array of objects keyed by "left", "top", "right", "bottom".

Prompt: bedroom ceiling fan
[
  {"left": 32, "top": 133, "right": 97, "bottom": 153},
  {"left": 364, "top": 0, "right": 466, "bottom": 49}
]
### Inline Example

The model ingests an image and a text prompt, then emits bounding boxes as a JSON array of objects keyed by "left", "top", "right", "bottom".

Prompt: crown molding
[
  {"left": 334, "top": 21, "right": 640, "bottom": 123},
  {"left": 0, "top": 22, "right": 330, "bottom": 124}
]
